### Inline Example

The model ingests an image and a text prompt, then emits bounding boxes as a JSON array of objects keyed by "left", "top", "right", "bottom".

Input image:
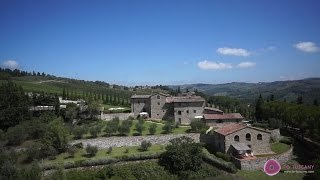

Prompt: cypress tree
[{"left": 62, "top": 87, "right": 66, "bottom": 100}]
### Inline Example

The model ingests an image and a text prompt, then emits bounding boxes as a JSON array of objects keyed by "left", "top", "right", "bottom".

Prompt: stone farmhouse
[
  {"left": 202, "top": 107, "right": 244, "bottom": 127},
  {"left": 131, "top": 93, "right": 245, "bottom": 125},
  {"left": 131, "top": 93, "right": 205, "bottom": 124},
  {"left": 211, "top": 123, "right": 274, "bottom": 156}
]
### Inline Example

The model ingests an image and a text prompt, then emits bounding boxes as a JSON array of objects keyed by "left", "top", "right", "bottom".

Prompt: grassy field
[
  {"left": 43, "top": 145, "right": 165, "bottom": 165},
  {"left": 271, "top": 142, "right": 291, "bottom": 154}
]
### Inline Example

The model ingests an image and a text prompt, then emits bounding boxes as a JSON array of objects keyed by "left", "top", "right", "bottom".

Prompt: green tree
[
  {"left": 54, "top": 93, "right": 60, "bottom": 117},
  {"left": 255, "top": 94, "right": 264, "bottom": 121},
  {"left": 159, "top": 136, "right": 203, "bottom": 173},
  {"left": 85, "top": 144, "right": 98, "bottom": 157},
  {"left": 140, "top": 140, "right": 151, "bottom": 151},
  {"left": 42, "top": 119, "right": 69, "bottom": 153},
  {"left": 62, "top": 87, "right": 66, "bottom": 100},
  {"left": 0, "top": 81, "right": 31, "bottom": 129},
  {"left": 64, "top": 103, "right": 78, "bottom": 122},
  {"left": 162, "top": 122, "right": 174, "bottom": 134},
  {"left": 297, "top": 96, "right": 303, "bottom": 104},
  {"left": 118, "top": 120, "right": 131, "bottom": 136},
  {"left": 73, "top": 126, "right": 87, "bottom": 139},
  {"left": 89, "top": 125, "right": 101, "bottom": 138},
  {"left": 190, "top": 120, "right": 207, "bottom": 133},
  {"left": 148, "top": 123, "right": 157, "bottom": 135},
  {"left": 136, "top": 122, "right": 145, "bottom": 135},
  {"left": 87, "top": 100, "right": 103, "bottom": 119}
]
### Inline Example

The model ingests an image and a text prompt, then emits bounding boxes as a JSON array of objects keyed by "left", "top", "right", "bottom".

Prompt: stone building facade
[
  {"left": 212, "top": 123, "right": 272, "bottom": 155},
  {"left": 131, "top": 93, "right": 205, "bottom": 125}
]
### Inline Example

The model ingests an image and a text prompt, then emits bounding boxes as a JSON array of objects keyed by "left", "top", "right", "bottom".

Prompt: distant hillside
[
  {"left": 170, "top": 78, "right": 320, "bottom": 104},
  {"left": 0, "top": 75, "right": 168, "bottom": 105}
]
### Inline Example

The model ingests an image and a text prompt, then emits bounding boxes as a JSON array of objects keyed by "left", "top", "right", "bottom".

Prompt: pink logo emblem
[{"left": 264, "top": 159, "right": 281, "bottom": 176}]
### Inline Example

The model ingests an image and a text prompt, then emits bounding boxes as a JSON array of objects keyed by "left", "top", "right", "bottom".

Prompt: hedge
[
  {"left": 202, "top": 153, "right": 237, "bottom": 173},
  {"left": 41, "top": 153, "right": 161, "bottom": 171}
]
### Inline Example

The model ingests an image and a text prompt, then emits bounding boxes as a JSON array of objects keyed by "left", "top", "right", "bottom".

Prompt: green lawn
[
  {"left": 237, "top": 170, "right": 304, "bottom": 180},
  {"left": 42, "top": 145, "right": 165, "bottom": 165},
  {"left": 271, "top": 142, "right": 291, "bottom": 154}
]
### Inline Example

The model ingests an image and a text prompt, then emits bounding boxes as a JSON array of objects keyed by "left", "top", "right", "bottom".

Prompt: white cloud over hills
[
  {"left": 294, "top": 42, "right": 319, "bottom": 53},
  {"left": 198, "top": 60, "right": 256, "bottom": 70},
  {"left": 217, "top": 47, "right": 250, "bottom": 57},
  {"left": 1, "top": 60, "right": 19, "bottom": 70}
]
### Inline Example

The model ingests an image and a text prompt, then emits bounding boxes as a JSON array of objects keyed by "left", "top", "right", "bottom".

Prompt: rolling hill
[{"left": 170, "top": 78, "right": 320, "bottom": 104}]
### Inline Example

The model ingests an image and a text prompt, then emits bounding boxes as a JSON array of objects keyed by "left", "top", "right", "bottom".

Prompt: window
[
  {"left": 193, "top": 110, "right": 196, "bottom": 113},
  {"left": 217, "top": 120, "right": 223, "bottom": 123},
  {"left": 178, "top": 111, "right": 182, "bottom": 115},
  {"left": 157, "top": 114, "right": 159, "bottom": 116},
  {"left": 158, "top": 102, "right": 160, "bottom": 105},
  {"left": 246, "top": 133, "right": 251, "bottom": 141},
  {"left": 257, "top": 134, "right": 262, "bottom": 140},
  {"left": 143, "top": 100, "right": 146, "bottom": 103},
  {"left": 179, "top": 118, "right": 181, "bottom": 123},
  {"left": 157, "top": 95, "right": 160, "bottom": 99},
  {"left": 186, "top": 110, "right": 189, "bottom": 114},
  {"left": 137, "top": 100, "right": 140, "bottom": 104},
  {"left": 234, "top": 135, "right": 239, "bottom": 142}
]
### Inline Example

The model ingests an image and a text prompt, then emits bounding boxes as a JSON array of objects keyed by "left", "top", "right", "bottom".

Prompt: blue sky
[{"left": 0, "top": 0, "right": 319, "bottom": 85}]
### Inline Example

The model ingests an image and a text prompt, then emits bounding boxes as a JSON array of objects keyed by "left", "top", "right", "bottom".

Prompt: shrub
[
  {"left": 127, "top": 116, "right": 134, "bottom": 121},
  {"left": 89, "top": 126, "right": 100, "bottom": 138},
  {"left": 66, "top": 146, "right": 77, "bottom": 158},
  {"left": 136, "top": 123, "right": 145, "bottom": 135},
  {"left": 140, "top": 140, "right": 152, "bottom": 151},
  {"left": 104, "top": 118, "right": 119, "bottom": 135},
  {"left": 162, "top": 122, "right": 174, "bottom": 134},
  {"left": 138, "top": 118, "right": 145, "bottom": 125},
  {"left": 5, "top": 125, "right": 28, "bottom": 145},
  {"left": 148, "top": 124, "right": 157, "bottom": 135},
  {"left": 124, "top": 148, "right": 129, "bottom": 154},
  {"left": 215, "top": 152, "right": 231, "bottom": 162},
  {"left": 190, "top": 120, "right": 208, "bottom": 133},
  {"left": 252, "top": 123, "right": 268, "bottom": 129},
  {"left": 73, "top": 126, "right": 87, "bottom": 139},
  {"left": 107, "top": 147, "right": 113, "bottom": 154},
  {"left": 118, "top": 121, "right": 131, "bottom": 136},
  {"left": 73, "top": 142, "right": 83, "bottom": 149},
  {"left": 202, "top": 153, "right": 237, "bottom": 173},
  {"left": 85, "top": 144, "right": 98, "bottom": 157},
  {"left": 280, "top": 137, "right": 294, "bottom": 145},
  {"left": 25, "top": 144, "right": 41, "bottom": 162}
]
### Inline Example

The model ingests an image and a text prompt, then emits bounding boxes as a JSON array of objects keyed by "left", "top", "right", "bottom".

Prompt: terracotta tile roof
[
  {"left": 131, "top": 95, "right": 151, "bottom": 99},
  {"left": 166, "top": 96, "right": 205, "bottom": 103},
  {"left": 215, "top": 123, "right": 247, "bottom": 136},
  {"left": 204, "top": 107, "right": 224, "bottom": 113},
  {"left": 203, "top": 113, "right": 244, "bottom": 120}
]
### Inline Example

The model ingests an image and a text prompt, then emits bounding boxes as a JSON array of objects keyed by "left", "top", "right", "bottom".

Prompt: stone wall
[
  {"left": 269, "top": 129, "right": 281, "bottom": 142},
  {"left": 232, "top": 146, "right": 293, "bottom": 170},
  {"left": 150, "top": 94, "right": 168, "bottom": 120},
  {"left": 70, "top": 133, "right": 200, "bottom": 149},
  {"left": 131, "top": 98, "right": 151, "bottom": 117},
  {"left": 100, "top": 113, "right": 134, "bottom": 121}
]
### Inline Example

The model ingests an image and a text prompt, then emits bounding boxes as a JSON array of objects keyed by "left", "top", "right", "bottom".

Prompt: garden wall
[
  {"left": 100, "top": 113, "right": 134, "bottom": 121},
  {"left": 232, "top": 145, "right": 293, "bottom": 170}
]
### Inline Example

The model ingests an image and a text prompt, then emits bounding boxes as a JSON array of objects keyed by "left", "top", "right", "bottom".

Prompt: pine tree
[
  {"left": 62, "top": 87, "right": 66, "bottom": 100},
  {"left": 255, "top": 94, "right": 264, "bottom": 121}
]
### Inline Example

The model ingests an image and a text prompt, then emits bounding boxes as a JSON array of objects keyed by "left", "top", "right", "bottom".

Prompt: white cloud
[
  {"left": 217, "top": 47, "right": 250, "bottom": 57},
  {"left": 237, "top": 62, "right": 256, "bottom": 68},
  {"left": 197, "top": 60, "right": 232, "bottom": 70},
  {"left": 294, "top": 42, "right": 319, "bottom": 53},
  {"left": 1, "top": 60, "right": 19, "bottom": 70}
]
